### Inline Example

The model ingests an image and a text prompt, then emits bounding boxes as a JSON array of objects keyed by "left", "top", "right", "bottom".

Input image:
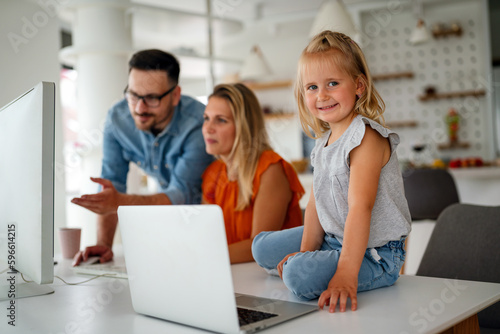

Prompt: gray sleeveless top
[{"left": 310, "top": 115, "right": 411, "bottom": 248}]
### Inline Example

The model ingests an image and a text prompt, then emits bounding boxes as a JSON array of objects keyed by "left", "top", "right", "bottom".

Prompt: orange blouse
[{"left": 202, "top": 150, "right": 305, "bottom": 245}]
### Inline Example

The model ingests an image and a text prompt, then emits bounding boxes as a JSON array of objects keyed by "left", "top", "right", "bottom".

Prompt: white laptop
[{"left": 117, "top": 205, "right": 317, "bottom": 334}]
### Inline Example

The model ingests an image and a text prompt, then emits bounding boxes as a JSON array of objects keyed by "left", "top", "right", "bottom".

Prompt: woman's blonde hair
[
  {"left": 295, "top": 30, "right": 386, "bottom": 139},
  {"left": 210, "top": 83, "right": 272, "bottom": 210}
]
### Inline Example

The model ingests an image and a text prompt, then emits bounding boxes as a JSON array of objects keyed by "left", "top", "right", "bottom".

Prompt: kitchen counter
[{"left": 449, "top": 167, "right": 500, "bottom": 206}]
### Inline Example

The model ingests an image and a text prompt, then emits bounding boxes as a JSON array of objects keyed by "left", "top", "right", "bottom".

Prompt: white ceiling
[
  {"left": 130, "top": 0, "right": 326, "bottom": 54},
  {"left": 127, "top": 0, "right": 329, "bottom": 79},
  {"left": 129, "top": 0, "right": 475, "bottom": 54},
  {"left": 57, "top": 0, "right": 480, "bottom": 80},
  {"left": 58, "top": 0, "right": 479, "bottom": 55}
]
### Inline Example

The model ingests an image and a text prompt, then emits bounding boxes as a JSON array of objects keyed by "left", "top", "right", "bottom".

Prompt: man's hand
[
  {"left": 71, "top": 177, "right": 122, "bottom": 215},
  {"left": 318, "top": 270, "right": 358, "bottom": 313},
  {"left": 72, "top": 245, "right": 114, "bottom": 266}
]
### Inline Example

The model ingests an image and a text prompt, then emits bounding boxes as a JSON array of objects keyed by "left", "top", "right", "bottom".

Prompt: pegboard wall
[{"left": 361, "top": 1, "right": 490, "bottom": 163}]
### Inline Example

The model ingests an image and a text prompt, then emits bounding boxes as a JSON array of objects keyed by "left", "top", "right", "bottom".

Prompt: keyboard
[
  {"left": 73, "top": 263, "right": 128, "bottom": 279},
  {"left": 237, "top": 307, "right": 278, "bottom": 326}
]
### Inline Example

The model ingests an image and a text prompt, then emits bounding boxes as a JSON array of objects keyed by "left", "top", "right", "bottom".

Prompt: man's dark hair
[{"left": 128, "top": 49, "right": 180, "bottom": 84}]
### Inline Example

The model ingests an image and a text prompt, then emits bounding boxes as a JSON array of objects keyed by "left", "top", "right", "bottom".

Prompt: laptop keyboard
[{"left": 237, "top": 307, "right": 278, "bottom": 326}]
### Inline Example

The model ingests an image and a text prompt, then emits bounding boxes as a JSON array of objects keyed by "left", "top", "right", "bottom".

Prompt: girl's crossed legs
[{"left": 252, "top": 226, "right": 405, "bottom": 300}]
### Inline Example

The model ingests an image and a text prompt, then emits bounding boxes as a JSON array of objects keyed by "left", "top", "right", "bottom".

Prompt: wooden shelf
[
  {"left": 386, "top": 120, "right": 418, "bottom": 128},
  {"left": 263, "top": 113, "right": 295, "bottom": 120},
  {"left": 438, "top": 141, "right": 470, "bottom": 150},
  {"left": 419, "top": 89, "right": 486, "bottom": 101},
  {"left": 432, "top": 26, "right": 463, "bottom": 39},
  {"left": 372, "top": 71, "right": 414, "bottom": 81},
  {"left": 244, "top": 80, "right": 293, "bottom": 91}
]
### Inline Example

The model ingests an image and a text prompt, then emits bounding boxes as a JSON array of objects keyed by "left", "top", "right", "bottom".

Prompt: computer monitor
[{"left": 0, "top": 81, "right": 55, "bottom": 300}]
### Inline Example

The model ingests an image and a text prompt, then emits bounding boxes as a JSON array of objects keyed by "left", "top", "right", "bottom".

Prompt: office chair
[
  {"left": 401, "top": 168, "right": 460, "bottom": 274},
  {"left": 402, "top": 168, "right": 460, "bottom": 221},
  {"left": 417, "top": 203, "right": 500, "bottom": 331}
]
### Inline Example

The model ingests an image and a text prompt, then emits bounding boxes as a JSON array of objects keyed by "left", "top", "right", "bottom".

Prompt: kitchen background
[{"left": 1, "top": 0, "right": 499, "bottom": 267}]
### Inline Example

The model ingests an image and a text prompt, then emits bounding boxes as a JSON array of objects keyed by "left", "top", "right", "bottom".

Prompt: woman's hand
[{"left": 318, "top": 271, "right": 358, "bottom": 312}]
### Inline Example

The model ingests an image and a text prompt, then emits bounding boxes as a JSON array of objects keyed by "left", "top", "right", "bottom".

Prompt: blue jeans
[{"left": 251, "top": 226, "right": 406, "bottom": 300}]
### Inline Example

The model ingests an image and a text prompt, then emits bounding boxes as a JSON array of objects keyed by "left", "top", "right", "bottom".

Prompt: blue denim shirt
[{"left": 101, "top": 96, "right": 214, "bottom": 204}]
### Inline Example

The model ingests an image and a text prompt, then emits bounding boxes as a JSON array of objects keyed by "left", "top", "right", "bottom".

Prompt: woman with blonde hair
[{"left": 202, "top": 83, "right": 304, "bottom": 264}]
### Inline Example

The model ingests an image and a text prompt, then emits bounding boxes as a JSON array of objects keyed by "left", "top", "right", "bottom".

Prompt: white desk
[{"left": 1, "top": 259, "right": 499, "bottom": 334}]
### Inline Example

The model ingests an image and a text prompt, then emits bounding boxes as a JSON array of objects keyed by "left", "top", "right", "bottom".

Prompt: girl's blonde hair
[
  {"left": 210, "top": 83, "right": 272, "bottom": 210},
  {"left": 295, "top": 30, "right": 386, "bottom": 139}
]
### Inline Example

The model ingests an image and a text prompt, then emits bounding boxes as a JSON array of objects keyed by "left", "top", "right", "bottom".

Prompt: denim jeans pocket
[
  {"left": 378, "top": 242, "right": 404, "bottom": 276},
  {"left": 358, "top": 242, "right": 404, "bottom": 292},
  {"left": 387, "top": 239, "right": 406, "bottom": 269}
]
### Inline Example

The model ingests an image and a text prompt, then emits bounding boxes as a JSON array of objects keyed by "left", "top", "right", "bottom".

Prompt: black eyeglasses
[{"left": 124, "top": 85, "right": 177, "bottom": 107}]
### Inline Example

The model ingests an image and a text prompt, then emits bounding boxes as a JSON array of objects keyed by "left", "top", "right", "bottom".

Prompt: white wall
[
  {"left": 1, "top": 0, "right": 65, "bottom": 253},
  {"left": 214, "top": 18, "right": 311, "bottom": 162},
  {"left": 215, "top": 19, "right": 309, "bottom": 83}
]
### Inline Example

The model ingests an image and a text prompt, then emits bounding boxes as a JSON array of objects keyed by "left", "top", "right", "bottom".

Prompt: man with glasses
[{"left": 72, "top": 49, "right": 213, "bottom": 265}]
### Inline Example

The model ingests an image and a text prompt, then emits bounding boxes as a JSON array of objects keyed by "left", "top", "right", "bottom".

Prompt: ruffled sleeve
[{"left": 345, "top": 116, "right": 401, "bottom": 167}]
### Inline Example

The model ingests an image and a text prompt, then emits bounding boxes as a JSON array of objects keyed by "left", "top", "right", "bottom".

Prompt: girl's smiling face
[{"left": 302, "top": 52, "right": 364, "bottom": 130}]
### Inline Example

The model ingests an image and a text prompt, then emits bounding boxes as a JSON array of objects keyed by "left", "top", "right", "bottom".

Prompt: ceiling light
[
  {"left": 239, "top": 45, "right": 272, "bottom": 81},
  {"left": 409, "top": 0, "right": 430, "bottom": 45},
  {"left": 409, "top": 19, "right": 430, "bottom": 45},
  {"left": 309, "top": 0, "right": 357, "bottom": 39}
]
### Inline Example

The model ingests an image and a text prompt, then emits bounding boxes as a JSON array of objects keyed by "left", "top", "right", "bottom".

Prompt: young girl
[
  {"left": 202, "top": 83, "right": 304, "bottom": 264},
  {"left": 252, "top": 31, "right": 411, "bottom": 313}
]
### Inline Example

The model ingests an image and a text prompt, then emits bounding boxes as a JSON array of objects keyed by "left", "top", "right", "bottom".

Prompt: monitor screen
[{"left": 0, "top": 81, "right": 55, "bottom": 300}]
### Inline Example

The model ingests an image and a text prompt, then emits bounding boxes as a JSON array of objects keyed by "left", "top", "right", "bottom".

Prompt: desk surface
[{"left": 1, "top": 259, "right": 500, "bottom": 334}]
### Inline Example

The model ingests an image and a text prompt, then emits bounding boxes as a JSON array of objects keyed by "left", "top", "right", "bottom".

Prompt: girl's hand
[
  {"left": 318, "top": 271, "right": 358, "bottom": 312},
  {"left": 277, "top": 252, "right": 300, "bottom": 279}
]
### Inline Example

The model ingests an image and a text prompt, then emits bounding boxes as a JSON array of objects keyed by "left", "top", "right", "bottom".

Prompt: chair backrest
[
  {"left": 402, "top": 168, "right": 459, "bottom": 221},
  {"left": 416, "top": 203, "right": 500, "bottom": 328}
]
